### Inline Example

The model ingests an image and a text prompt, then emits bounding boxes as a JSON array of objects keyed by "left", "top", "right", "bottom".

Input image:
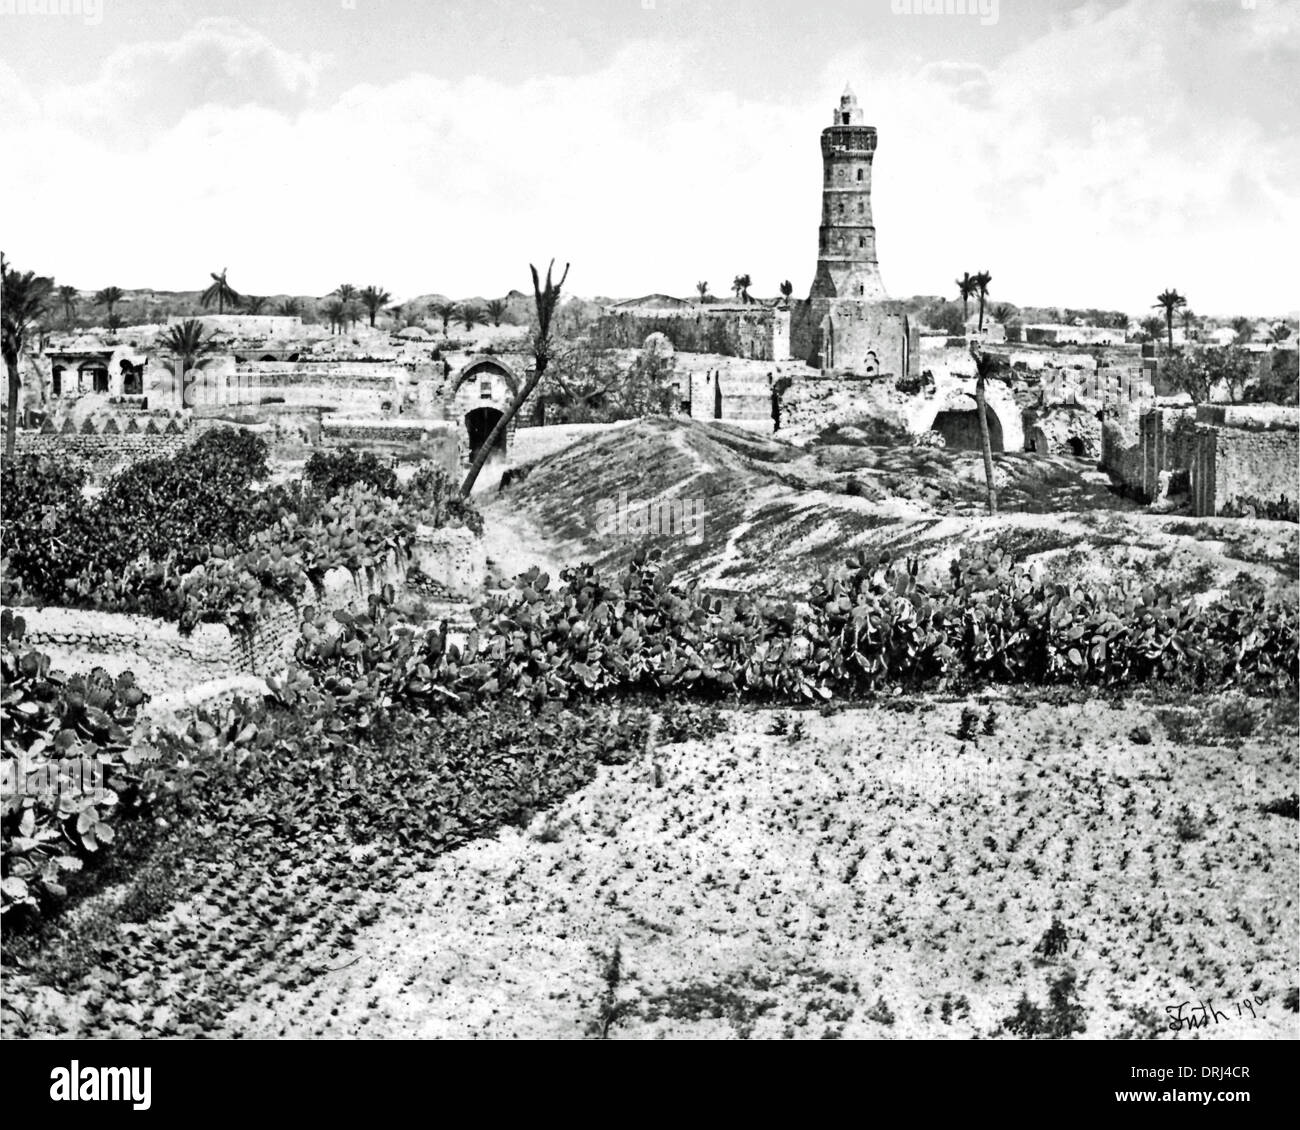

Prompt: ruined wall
[
  {"left": 320, "top": 418, "right": 462, "bottom": 469},
  {"left": 1025, "top": 406, "right": 1103, "bottom": 458},
  {"left": 1138, "top": 407, "right": 1198, "bottom": 499},
  {"left": 789, "top": 298, "right": 908, "bottom": 375},
  {"left": 1192, "top": 411, "right": 1300, "bottom": 517},
  {"left": 688, "top": 368, "right": 776, "bottom": 429},
  {"left": 818, "top": 301, "right": 908, "bottom": 377},
  {"left": 593, "top": 307, "right": 782, "bottom": 361},
  {"left": 16, "top": 608, "right": 238, "bottom": 693}
]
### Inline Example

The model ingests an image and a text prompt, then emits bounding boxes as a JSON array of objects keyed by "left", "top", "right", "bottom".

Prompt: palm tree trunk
[
  {"left": 5, "top": 357, "right": 19, "bottom": 459},
  {"left": 975, "top": 372, "right": 998, "bottom": 515},
  {"left": 1166, "top": 311, "right": 1173, "bottom": 353}
]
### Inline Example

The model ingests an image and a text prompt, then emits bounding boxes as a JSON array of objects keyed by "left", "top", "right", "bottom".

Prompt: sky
[{"left": 0, "top": 0, "right": 1295, "bottom": 316}]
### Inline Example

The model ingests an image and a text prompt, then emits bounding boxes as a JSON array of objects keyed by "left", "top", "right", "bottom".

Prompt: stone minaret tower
[{"left": 810, "top": 84, "right": 887, "bottom": 301}]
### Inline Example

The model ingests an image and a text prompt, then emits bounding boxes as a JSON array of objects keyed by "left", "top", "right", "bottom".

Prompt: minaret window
[
  {"left": 857, "top": 169, "right": 864, "bottom": 181},
  {"left": 858, "top": 237, "right": 865, "bottom": 248},
  {"left": 841, "top": 113, "right": 850, "bottom": 125}
]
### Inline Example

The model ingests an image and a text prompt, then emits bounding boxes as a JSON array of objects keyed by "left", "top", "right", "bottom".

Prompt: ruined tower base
[{"left": 791, "top": 298, "right": 913, "bottom": 379}]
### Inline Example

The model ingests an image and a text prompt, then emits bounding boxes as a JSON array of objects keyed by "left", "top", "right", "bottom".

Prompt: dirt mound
[{"left": 487, "top": 418, "right": 1298, "bottom": 602}]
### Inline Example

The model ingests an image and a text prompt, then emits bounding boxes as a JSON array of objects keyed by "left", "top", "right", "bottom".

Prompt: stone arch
[
  {"left": 452, "top": 356, "right": 521, "bottom": 461},
  {"left": 927, "top": 395, "right": 1005, "bottom": 453},
  {"left": 451, "top": 355, "right": 522, "bottom": 398}
]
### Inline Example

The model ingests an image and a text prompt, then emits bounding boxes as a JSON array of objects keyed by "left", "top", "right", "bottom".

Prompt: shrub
[{"left": 304, "top": 447, "right": 399, "bottom": 500}]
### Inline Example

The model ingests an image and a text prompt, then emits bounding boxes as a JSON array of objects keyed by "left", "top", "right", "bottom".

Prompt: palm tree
[
  {"left": 461, "top": 304, "right": 482, "bottom": 330},
  {"left": 94, "top": 285, "right": 124, "bottom": 322},
  {"left": 732, "top": 274, "right": 752, "bottom": 304},
  {"left": 779, "top": 280, "right": 794, "bottom": 305},
  {"left": 57, "top": 285, "right": 79, "bottom": 328},
  {"left": 461, "top": 260, "right": 569, "bottom": 497},
  {"left": 359, "top": 285, "right": 392, "bottom": 328},
  {"left": 1230, "top": 316, "right": 1253, "bottom": 345},
  {"left": 156, "top": 318, "right": 219, "bottom": 408},
  {"left": 242, "top": 295, "right": 268, "bottom": 314},
  {"left": 2, "top": 255, "right": 54, "bottom": 456},
  {"left": 329, "top": 284, "right": 359, "bottom": 329},
  {"left": 1269, "top": 322, "right": 1293, "bottom": 345},
  {"left": 696, "top": 280, "right": 710, "bottom": 303},
  {"left": 277, "top": 298, "right": 301, "bottom": 317},
  {"left": 320, "top": 299, "right": 346, "bottom": 334},
  {"left": 432, "top": 301, "right": 458, "bottom": 335},
  {"left": 969, "top": 344, "right": 1000, "bottom": 515},
  {"left": 1139, "top": 316, "right": 1166, "bottom": 343},
  {"left": 201, "top": 269, "right": 240, "bottom": 315},
  {"left": 1152, "top": 289, "right": 1187, "bottom": 352},
  {"left": 956, "top": 272, "right": 977, "bottom": 325},
  {"left": 1181, "top": 307, "right": 1199, "bottom": 342},
  {"left": 973, "top": 271, "right": 992, "bottom": 332},
  {"left": 991, "top": 303, "right": 1015, "bottom": 325},
  {"left": 485, "top": 298, "right": 508, "bottom": 327}
]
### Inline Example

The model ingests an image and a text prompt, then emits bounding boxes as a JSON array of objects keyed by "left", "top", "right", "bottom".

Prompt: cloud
[
  {"left": 2, "top": 2, "right": 1295, "bottom": 314},
  {"left": 826, "top": 0, "right": 1300, "bottom": 312},
  {"left": 41, "top": 18, "right": 324, "bottom": 141}
]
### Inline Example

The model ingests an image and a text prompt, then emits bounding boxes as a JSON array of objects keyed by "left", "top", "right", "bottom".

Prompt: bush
[{"left": 304, "top": 447, "right": 399, "bottom": 500}]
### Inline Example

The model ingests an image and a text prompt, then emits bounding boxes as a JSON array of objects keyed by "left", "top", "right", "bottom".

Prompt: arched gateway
[{"left": 451, "top": 356, "right": 522, "bottom": 461}]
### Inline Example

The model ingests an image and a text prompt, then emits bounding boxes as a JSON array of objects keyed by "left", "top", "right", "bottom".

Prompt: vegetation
[
  {"left": 1153, "top": 288, "right": 1187, "bottom": 353},
  {"left": 200, "top": 268, "right": 240, "bottom": 315},
  {"left": 156, "top": 318, "right": 220, "bottom": 405},
  {"left": 359, "top": 285, "right": 392, "bottom": 328},
  {"left": 956, "top": 271, "right": 976, "bottom": 324},
  {"left": 93, "top": 285, "right": 124, "bottom": 322},
  {"left": 2, "top": 254, "right": 54, "bottom": 457},
  {"left": 1162, "top": 345, "right": 1255, "bottom": 404},
  {"left": 431, "top": 301, "right": 458, "bottom": 335},
  {"left": 0, "top": 431, "right": 480, "bottom": 632}
]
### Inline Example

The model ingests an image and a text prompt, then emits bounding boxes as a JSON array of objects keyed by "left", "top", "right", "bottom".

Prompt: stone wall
[
  {"left": 688, "top": 368, "right": 777, "bottom": 429},
  {"left": 592, "top": 307, "right": 784, "bottom": 361},
  {"left": 411, "top": 526, "right": 486, "bottom": 599},
  {"left": 10, "top": 416, "right": 194, "bottom": 478},
  {"left": 789, "top": 298, "right": 909, "bottom": 377},
  {"left": 15, "top": 607, "right": 237, "bottom": 693},
  {"left": 1191, "top": 410, "right": 1299, "bottom": 517},
  {"left": 175, "top": 314, "right": 305, "bottom": 338},
  {"left": 320, "top": 418, "right": 462, "bottom": 470}
]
